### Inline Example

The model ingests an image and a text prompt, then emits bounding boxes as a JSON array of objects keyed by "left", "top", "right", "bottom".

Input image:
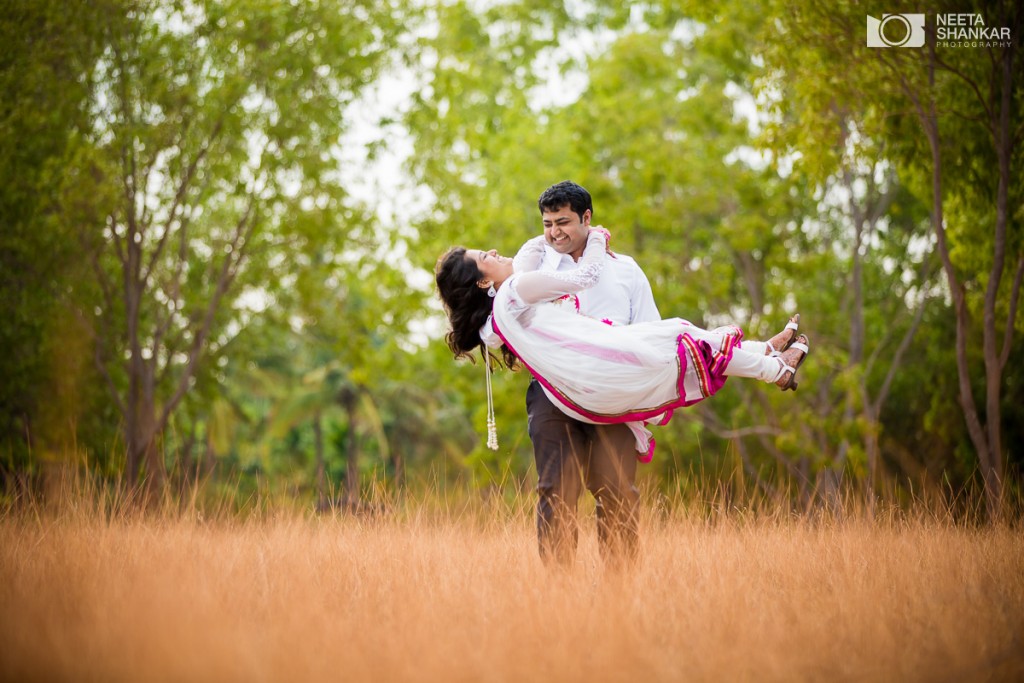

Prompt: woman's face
[{"left": 465, "top": 248, "right": 513, "bottom": 287}]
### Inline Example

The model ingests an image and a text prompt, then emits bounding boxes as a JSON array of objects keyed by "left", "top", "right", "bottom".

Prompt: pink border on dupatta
[{"left": 491, "top": 317, "right": 740, "bottom": 448}]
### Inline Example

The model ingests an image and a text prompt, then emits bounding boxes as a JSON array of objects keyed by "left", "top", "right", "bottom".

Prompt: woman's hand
[{"left": 589, "top": 226, "right": 613, "bottom": 257}]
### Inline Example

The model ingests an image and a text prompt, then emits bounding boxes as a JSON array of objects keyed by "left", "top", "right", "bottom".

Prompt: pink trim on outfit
[
  {"left": 490, "top": 318, "right": 740, "bottom": 460},
  {"left": 640, "top": 437, "right": 656, "bottom": 463}
]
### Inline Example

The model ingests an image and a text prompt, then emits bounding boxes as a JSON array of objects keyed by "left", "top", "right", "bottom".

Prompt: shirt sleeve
[
  {"left": 514, "top": 230, "right": 607, "bottom": 305},
  {"left": 512, "top": 235, "right": 547, "bottom": 273}
]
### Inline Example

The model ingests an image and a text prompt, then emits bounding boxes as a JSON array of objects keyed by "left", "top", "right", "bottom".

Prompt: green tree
[
  {"left": 759, "top": 0, "right": 1022, "bottom": 516},
  {"left": 403, "top": 0, "right": 813, "bottom": 492},
  {"left": 0, "top": 0, "right": 114, "bottom": 486},
  {"left": 54, "top": 0, "right": 403, "bottom": 495},
  {"left": 402, "top": 0, "right": 598, "bottom": 482}
]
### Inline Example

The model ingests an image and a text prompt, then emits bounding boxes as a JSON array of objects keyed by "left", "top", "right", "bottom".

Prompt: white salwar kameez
[{"left": 486, "top": 231, "right": 782, "bottom": 457}]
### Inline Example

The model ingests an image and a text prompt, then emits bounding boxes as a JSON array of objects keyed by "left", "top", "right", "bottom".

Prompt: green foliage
[
  {"left": 3, "top": 0, "right": 1019, "bottom": 512},
  {"left": 0, "top": 0, "right": 116, "bottom": 470},
  {"left": 54, "top": 0, "right": 408, "bottom": 482},
  {"left": 755, "top": 0, "right": 1021, "bottom": 513}
]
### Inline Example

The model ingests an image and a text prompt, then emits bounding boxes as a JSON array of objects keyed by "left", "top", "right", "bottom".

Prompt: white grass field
[{"left": 2, "top": 499, "right": 1022, "bottom": 682}]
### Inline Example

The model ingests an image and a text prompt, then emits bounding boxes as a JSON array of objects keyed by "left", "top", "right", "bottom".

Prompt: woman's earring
[{"left": 487, "top": 284, "right": 497, "bottom": 298}]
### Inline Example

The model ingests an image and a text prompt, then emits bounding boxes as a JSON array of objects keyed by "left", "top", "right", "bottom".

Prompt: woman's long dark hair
[{"left": 435, "top": 247, "right": 518, "bottom": 369}]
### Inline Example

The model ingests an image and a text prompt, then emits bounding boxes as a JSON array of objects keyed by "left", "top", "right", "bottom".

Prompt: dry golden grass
[{"left": 2, "top": 497, "right": 1023, "bottom": 683}]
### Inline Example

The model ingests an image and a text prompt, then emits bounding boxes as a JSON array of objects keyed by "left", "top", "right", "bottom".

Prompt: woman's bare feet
[
  {"left": 774, "top": 334, "right": 809, "bottom": 391},
  {"left": 765, "top": 314, "right": 800, "bottom": 356}
]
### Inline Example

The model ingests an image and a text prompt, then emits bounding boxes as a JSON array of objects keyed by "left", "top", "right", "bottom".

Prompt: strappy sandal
[
  {"left": 775, "top": 334, "right": 809, "bottom": 392},
  {"left": 766, "top": 314, "right": 800, "bottom": 357}
]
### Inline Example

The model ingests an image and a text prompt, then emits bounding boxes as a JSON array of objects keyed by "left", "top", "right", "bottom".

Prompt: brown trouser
[{"left": 526, "top": 380, "right": 640, "bottom": 567}]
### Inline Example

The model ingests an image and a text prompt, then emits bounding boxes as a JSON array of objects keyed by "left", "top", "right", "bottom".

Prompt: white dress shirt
[
  {"left": 539, "top": 244, "right": 660, "bottom": 325},
  {"left": 481, "top": 236, "right": 660, "bottom": 349}
]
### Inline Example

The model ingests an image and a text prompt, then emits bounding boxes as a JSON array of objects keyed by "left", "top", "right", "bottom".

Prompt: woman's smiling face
[{"left": 465, "top": 248, "right": 514, "bottom": 288}]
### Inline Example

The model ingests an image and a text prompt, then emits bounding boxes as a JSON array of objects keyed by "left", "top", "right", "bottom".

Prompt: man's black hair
[{"left": 538, "top": 181, "right": 593, "bottom": 222}]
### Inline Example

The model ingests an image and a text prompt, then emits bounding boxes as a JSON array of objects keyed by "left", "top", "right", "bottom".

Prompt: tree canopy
[{"left": 1, "top": 0, "right": 1020, "bottom": 517}]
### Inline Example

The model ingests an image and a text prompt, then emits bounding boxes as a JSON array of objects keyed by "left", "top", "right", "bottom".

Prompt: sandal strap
[
  {"left": 790, "top": 342, "right": 809, "bottom": 354},
  {"left": 772, "top": 359, "right": 795, "bottom": 384},
  {"left": 785, "top": 321, "right": 799, "bottom": 331}
]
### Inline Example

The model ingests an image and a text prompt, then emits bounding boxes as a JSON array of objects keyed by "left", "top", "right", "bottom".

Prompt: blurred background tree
[
  {"left": 1, "top": 0, "right": 116, "bottom": 491},
  {"left": 1, "top": 0, "right": 1019, "bottom": 517}
]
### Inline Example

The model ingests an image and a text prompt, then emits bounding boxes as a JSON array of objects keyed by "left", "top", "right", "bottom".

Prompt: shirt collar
[{"left": 542, "top": 244, "right": 574, "bottom": 270}]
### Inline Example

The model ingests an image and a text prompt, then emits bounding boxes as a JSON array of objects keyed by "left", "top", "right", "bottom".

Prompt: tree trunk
[
  {"left": 919, "top": 74, "right": 997, "bottom": 519},
  {"left": 977, "top": 34, "right": 1018, "bottom": 520},
  {"left": 203, "top": 428, "right": 215, "bottom": 477},
  {"left": 391, "top": 449, "right": 404, "bottom": 492},
  {"left": 815, "top": 466, "right": 843, "bottom": 517},
  {"left": 177, "top": 421, "right": 197, "bottom": 495},
  {"left": 849, "top": 184, "right": 876, "bottom": 512},
  {"left": 797, "top": 456, "right": 812, "bottom": 512},
  {"left": 313, "top": 412, "right": 326, "bottom": 509},
  {"left": 343, "top": 397, "right": 359, "bottom": 505},
  {"left": 125, "top": 355, "right": 141, "bottom": 486},
  {"left": 125, "top": 361, "right": 164, "bottom": 501}
]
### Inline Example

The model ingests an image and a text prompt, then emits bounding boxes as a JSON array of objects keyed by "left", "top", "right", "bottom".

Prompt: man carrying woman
[{"left": 435, "top": 181, "right": 807, "bottom": 568}]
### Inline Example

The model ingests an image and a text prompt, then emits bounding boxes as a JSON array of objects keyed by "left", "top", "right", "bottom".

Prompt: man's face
[{"left": 542, "top": 204, "right": 590, "bottom": 260}]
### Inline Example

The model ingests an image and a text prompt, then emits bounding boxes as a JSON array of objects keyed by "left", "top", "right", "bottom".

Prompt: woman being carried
[{"left": 435, "top": 228, "right": 808, "bottom": 458}]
